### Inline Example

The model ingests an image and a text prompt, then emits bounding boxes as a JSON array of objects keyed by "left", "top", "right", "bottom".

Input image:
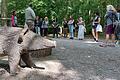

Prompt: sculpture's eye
[{"left": 17, "top": 37, "right": 23, "bottom": 44}]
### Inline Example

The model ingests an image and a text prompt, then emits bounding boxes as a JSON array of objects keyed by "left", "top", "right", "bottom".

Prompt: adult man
[{"left": 25, "top": 4, "right": 36, "bottom": 31}]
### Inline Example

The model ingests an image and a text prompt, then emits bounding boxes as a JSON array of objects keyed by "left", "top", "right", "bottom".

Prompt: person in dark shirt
[
  {"left": 92, "top": 12, "right": 101, "bottom": 42},
  {"left": 52, "top": 18, "right": 59, "bottom": 38},
  {"left": 63, "top": 18, "right": 68, "bottom": 38},
  {"left": 34, "top": 16, "right": 40, "bottom": 35},
  {"left": 39, "top": 17, "right": 43, "bottom": 36}
]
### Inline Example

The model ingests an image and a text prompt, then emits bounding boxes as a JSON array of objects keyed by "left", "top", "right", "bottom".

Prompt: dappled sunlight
[
  {"left": 84, "top": 40, "right": 99, "bottom": 44},
  {"left": 34, "top": 60, "right": 81, "bottom": 79},
  {"left": 35, "top": 60, "right": 66, "bottom": 73}
]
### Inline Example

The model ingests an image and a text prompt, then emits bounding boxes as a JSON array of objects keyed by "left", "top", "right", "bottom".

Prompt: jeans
[
  {"left": 35, "top": 26, "right": 40, "bottom": 35},
  {"left": 68, "top": 24, "right": 74, "bottom": 38}
]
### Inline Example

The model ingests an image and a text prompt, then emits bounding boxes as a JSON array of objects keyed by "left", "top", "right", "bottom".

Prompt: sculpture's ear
[{"left": 17, "top": 36, "right": 23, "bottom": 44}]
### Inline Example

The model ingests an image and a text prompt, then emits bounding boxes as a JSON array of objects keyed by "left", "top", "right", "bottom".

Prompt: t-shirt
[{"left": 105, "top": 11, "right": 117, "bottom": 26}]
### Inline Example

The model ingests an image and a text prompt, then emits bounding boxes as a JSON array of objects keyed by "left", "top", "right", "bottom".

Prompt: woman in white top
[{"left": 77, "top": 17, "right": 86, "bottom": 40}]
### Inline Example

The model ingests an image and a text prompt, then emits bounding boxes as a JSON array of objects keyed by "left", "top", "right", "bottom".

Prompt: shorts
[{"left": 105, "top": 24, "right": 115, "bottom": 34}]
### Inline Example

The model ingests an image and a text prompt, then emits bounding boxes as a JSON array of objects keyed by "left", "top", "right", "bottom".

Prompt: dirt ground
[{"left": 0, "top": 38, "right": 120, "bottom": 80}]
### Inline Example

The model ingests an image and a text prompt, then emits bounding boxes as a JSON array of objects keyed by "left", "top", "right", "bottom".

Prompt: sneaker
[
  {"left": 96, "top": 40, "right": 98, "bottom": 42},
  {"left": 79, "top": 39, "right": 83, "bottom": 40},
  {"left": 99, "top": 44, "right": 107, "bottom": 47},
  {"left": 70, "top": 37, "right": 74, "bottom": 39},
  {"left": 93, "top": 37, "right": 96, "bottom": 41}
]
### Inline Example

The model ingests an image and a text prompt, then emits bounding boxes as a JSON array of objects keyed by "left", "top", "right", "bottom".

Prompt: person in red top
[{"left": 11, "top": 11, "right": 18, "bottom": 27}]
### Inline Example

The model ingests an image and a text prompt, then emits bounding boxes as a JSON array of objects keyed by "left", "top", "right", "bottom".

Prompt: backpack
[
  {"left": 115, "top": 13, "right": 120, "bottom": 35},
  {"left": 107, "top": 12, "right": 118, "bottom": 23}
]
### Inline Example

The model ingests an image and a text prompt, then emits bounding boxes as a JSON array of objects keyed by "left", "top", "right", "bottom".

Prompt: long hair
[{"left": 107, "top": 5, "right": 116, "bottom": 12}]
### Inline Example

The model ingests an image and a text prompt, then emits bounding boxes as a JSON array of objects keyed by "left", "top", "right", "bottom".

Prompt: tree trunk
[{"left": 1, "top": 0, "right": 7, "bottom": 26}]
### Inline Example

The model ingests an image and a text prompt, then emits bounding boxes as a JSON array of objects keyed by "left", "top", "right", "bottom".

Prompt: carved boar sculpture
[{"left": 0, "top": 26, "right": 56, "bottom": 75}]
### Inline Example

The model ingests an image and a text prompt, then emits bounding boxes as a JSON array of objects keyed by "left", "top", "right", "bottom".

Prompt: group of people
[
  {"left": 62, "top": 16, "right": 86, "bottom": 40},
  {"left": 103, "top": 5, "right": 120, "bottom": 46},
  {"left": 11, "top": 4, "right": 120, "bottom": 45},
  {"left": 91, "top": 5, "right": 120, "bottom": 46},
  {"left": 34, "top": 16, "right": 49, "bottom": 37}
]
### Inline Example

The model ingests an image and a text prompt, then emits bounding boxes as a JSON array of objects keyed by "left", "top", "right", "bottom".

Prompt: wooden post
[{"left": 1, "top": 0, "right": 7, "bottom": 26}]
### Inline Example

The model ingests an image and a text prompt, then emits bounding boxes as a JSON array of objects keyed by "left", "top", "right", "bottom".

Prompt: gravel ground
[{"left": 0, "top": 38, "right": 120, "bottom": 80}]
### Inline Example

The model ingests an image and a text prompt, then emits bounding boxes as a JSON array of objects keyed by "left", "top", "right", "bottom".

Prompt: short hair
[{"left": 95, "top": 12, "right": 100, "bottom": 16}]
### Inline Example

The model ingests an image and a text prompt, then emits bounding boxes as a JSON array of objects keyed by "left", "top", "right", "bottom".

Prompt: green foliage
[{"left": 7, "top": 0, "right": 120, "bottom": 34}]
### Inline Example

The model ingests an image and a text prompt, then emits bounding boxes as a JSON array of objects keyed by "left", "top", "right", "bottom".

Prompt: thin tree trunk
[{"left": 1, "top": 0, "right": 7, "bottom": 26}]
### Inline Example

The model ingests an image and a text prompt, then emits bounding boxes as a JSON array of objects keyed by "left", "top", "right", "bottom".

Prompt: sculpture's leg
[
  {"left": 21, "top": 50, "right": 36, "bottom": 68},
  {"left": 8, "top": 45, "right": 20, "bottom": 75}
]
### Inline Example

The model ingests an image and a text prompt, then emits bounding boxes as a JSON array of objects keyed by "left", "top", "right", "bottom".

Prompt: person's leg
[
  {"left": 65, "top": 28, "right": 67, "bottom": 38},
  {"left": 43, "top": 28, "right": 45, "bottom": 37},
  {"left": 38, "top": 27, "right": 40, "bottom": 35},
  {"left": 92, "top": 28, "right": 96, "bottom": 41},
  {"left": 44, "top": 28, "right": 48, "bottom": 37},
  {"left": 78, "top": 26, "right": 80, "bottom": 39},
  {"left": 46, "top": 28, "right": 47, "bottom": 36},
  {"left": 71, "top": 25, "right": 74, "bottom": 39},
  {"left": 44, "top": 28, "right": 46, "bottom": 36},
  {"left": 56, "top": 28, "right": 58, "bottom": 38},
  {"left": 106, "top": 34, "right": 110, "bottom": 43},
  {"left": 26, "top": 22, "right": 34, "bottom": 32},
  {"left": 40, "top": 28, "right": 43, "bottom": 36},
  {"left": 53, "top": 28, "right": 55, "bottom": 38},
  {"left": 36, "top": 26, "right": 38, "bottom": 34},
  {"left": 111, "top": 34, "right": 115, "bottom": 43},
  {"left": 96, "top": 32, "right": 99, "bottom": 42},
  {"left": 63, "top": 28, "right": 65, "bottom": 38},
  {"left": 69, "top": 25, "right": 72, "bottom": 38}
]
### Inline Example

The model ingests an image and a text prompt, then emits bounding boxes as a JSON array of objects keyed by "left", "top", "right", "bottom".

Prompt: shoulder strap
[{"left": 118, "top": 13, "right": 120, "bottom": 21}]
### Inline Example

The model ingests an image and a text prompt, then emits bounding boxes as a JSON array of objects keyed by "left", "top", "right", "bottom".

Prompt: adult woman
[
  {"left": 105, "top": 5, "right": 117, "bottom": 43},
  {"left": 77, "top": 17, "right": 86, "bottom": 40},
  {"left": 63, "top": 18, "right": 68, "bottom": 38},
  {"left": 52, "top": 18, "right": 59, "bottom": 38},
  {"left": 92, "top": 12, "right": 101, "bottom": 42},
  {"left": 42, "top": 17, "right": 49, "bottom": 37},
  {"left": 34, "top": 16, "right": 40, "bottom": 35},
  {"left": 11, "top": 11, "right": 18, "bottom": 27},
  {"left": 68, "top": 16, "right": 74, "bottom": 39}
]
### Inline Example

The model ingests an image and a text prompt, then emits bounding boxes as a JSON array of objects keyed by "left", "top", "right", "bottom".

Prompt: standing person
[
  {"left": 92, "top": 12, "right": 101, "bottom": 42},
  {"left": 115, "top": 9, "right": 120, "bottom": 45},
  {"left": 25, "top": 3, "right": 36, "bottom": 31},
  {"left": 11, "top": 10, "right": 18, "bottom": 27},
  {"left": 34, "top": 16, "right": 40, "bottom": 35},
  {"left": 68, "top": 16, "right": 74, "bottom": 39},
  {"left": 63, "top": 18, "right": 68, "bottom": 38},
  {"left": 52, "top": 18, "right": 59, "bottom": 38},
  {"left": 42, "top": 17, "right": 49, "bottom": 37},
  {"left": 77, "top": 17, "right": 86, "bottom": 40},
  {"left": 105, "top": 5, "right": 117, "bottom": 44},
  {"left": 39, "top": 17, "right": 43, "bottom": 36}
]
